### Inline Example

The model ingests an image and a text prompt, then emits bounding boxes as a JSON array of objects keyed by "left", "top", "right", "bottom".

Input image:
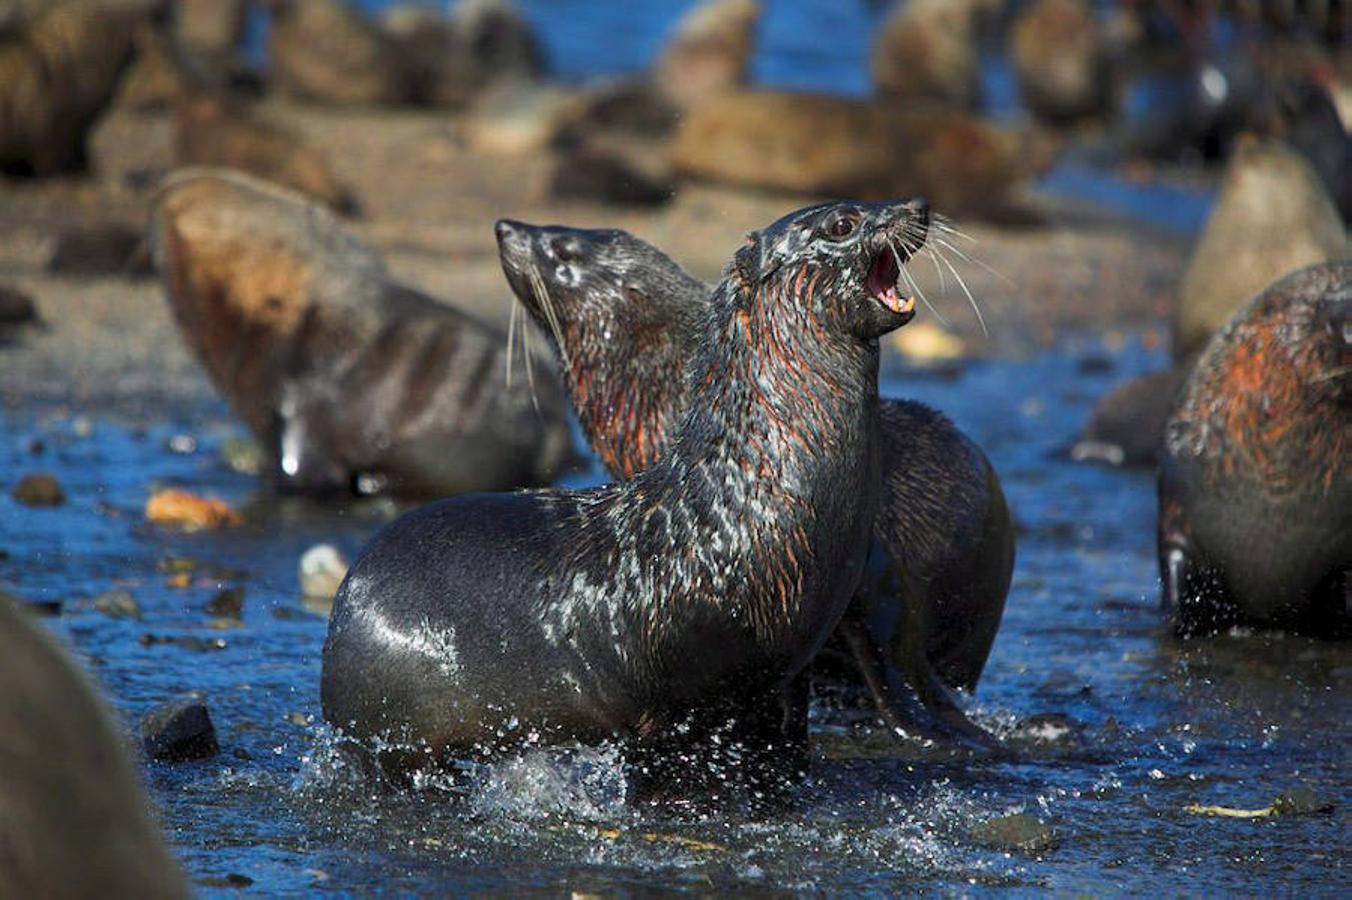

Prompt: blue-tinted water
[{"left": 4, "top": 335, "right": 1345, "bottom": 894}]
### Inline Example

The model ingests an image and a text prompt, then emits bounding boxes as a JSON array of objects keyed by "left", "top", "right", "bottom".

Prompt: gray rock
[
  {"left": 1271, "top": 787, "right": 1334, "bottom": 816},
  {"left": 92, "top": 589, "right": 141, "bottom": 619},
  {"left": 204, "top": 587, "right": 244, "bottom": 619},
  {"left": 140, "top": 691, "right": 219, "bottom": 761},
  {"left": 972, "top": 813, "right": 1059, "bottom": 852},
  {"left": 299, "top": 544, "right": 348, "bottom": 601}
]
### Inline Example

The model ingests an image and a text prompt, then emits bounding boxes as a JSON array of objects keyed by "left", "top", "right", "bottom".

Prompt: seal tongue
[{"left": 867, "top": 250, "right": 912, "bottom": 314}]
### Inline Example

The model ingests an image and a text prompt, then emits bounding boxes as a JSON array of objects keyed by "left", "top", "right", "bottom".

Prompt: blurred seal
[
  {"left": 150, "top": 169, "right": 574, "bottom": 498},
  {"left": 1159, "top": 261, "right": 1352, "bottom": 637}
]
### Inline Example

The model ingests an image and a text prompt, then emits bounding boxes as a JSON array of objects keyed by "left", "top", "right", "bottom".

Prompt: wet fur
[
  {"left": 1160, "top": 261, "right": 1352, "bottom": 637},
  {"left": 496, "top": 221, "right": 1013, "bottom": 699},
  {"left": 322, "top": 201, "right": 923, "bottom": 782}
]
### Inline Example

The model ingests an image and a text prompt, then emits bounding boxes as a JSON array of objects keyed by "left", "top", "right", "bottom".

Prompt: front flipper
[{"left": 835, "top": 614, "right": 1007, "bottom": 757}]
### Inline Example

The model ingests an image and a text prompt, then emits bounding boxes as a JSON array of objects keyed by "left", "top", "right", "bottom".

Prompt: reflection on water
[{"left": 3, "top": 337, "right": 1345, "bottom": 892}]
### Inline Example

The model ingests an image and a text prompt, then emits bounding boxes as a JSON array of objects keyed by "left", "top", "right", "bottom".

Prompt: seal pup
[
  {"left": 1159, "top": 261, "right": 1352, "bottom": 638},
  {"left": 150, "top": 169, "right": 574, "bottom": 498},
  {"left": 494, "top": 220, "right": 1013, "bottom": 743},
  {"left": 0, "top": 595, "right": 187, "bottom": 898},
  {"left": 322, "top": 199, "right": 929, "bottom": 786}
]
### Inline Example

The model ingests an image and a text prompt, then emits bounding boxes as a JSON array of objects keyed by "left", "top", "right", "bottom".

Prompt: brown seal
[
  {"left": 0, "top": 595, "right": 186, "bottom": 898},
  {"left": 1159, "top": 261, "right": 1352, "bottom": 637},
  {"left": 322, "top": 199, "right": 929, "bottom": 790},
  {"left": 494, "top": 220, "right": 1014, "bottom": 744},
  {"left": 149, "top": 169, "right": 574, "bottom": 498}
]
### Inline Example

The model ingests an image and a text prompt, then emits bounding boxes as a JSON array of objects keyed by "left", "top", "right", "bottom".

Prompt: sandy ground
[{"left": 0, "top": 102, "right": 1188, "bottom": 414}]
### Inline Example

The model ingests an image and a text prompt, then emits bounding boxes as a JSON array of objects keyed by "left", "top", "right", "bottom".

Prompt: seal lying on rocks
[
  {"left": 494, "top": 220, "right": 1013, "bottom": 744},
  {"left": 0, "top": 595, "right": 186, "bottom": 898},
  {"left": 150, "top": 169, "right": 574, "bottom": 498},
  {"left": 1159, "top": 261, "right": 1352, "bottom": 637},
  {"left": 322, "top": 199, "right": 929, "bottom": 788}
]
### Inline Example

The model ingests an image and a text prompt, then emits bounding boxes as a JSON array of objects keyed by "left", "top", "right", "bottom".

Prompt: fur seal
[
  {"left": 1159, "top": 261, "right": 1352, "bottom": 637},
  {"left": 494, "top": 220, "right": 1013, "bottom": 742},
  {"left": 0, "top": 595, "right": 186, "bottom": 898},
  {"left": 322, "top": 199, "right": 929, "bottom": 784},
  {"left": 149, "top": 169, "right": 574, "bottom": 498}
]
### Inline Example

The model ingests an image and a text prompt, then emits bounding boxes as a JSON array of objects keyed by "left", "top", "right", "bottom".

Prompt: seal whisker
[
  {"left": 933, "top": 214, "right": 978, "bottom": 243},
  {"left": 931, "top": 241, "right": 988, "bottom": 337},
  {"left": 933, "top": 236, "right": 1016, "bottom": 289},
  {"left": 925, "top": 244, "right": 948, "bottom": 294},
  {"left": 527, "top": 263, "right": 575, "bottom": 376},
  {"left": 505, "top": 295, "right": 519, "bottom": 388},
  {"left": 521, "top": 305, "right": 543, "bottom": 416}
]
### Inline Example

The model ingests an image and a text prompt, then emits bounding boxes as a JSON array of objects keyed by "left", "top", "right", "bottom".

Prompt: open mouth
[{"left": 866, "top": 249, "right": 914, "bottom": 316}]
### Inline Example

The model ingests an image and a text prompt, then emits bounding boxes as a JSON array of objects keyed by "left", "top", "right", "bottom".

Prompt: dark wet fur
[
  {"left": 151, "top": 171, "right": 574, "bottom": 499},
  {"left": 495, "top": 219, "right": 1014, "bottom": 747},
  {"left": 323, "top": 200, "right": 925, "bottom": 793},
  {"left": 1160, "top": 261, "right": 1352, "bottom": 637}
]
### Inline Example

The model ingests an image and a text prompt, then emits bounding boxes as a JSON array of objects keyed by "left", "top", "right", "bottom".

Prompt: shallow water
[{"left": 3, "top": 336, "right": 1346, "bottom": 894}]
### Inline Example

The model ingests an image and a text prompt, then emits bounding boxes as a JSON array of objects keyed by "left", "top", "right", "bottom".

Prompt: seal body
[
  {"left": 150, "top": 169, "right": 574, "bottom": 498},
  {"left": 1159, "top": 261, "right": 1352, "bottom": 637},
  {"left": 0, "top": 597, "right": 186, "bottom": 898},
  {"left": 494, "top": 220, "right": 1013, "bottom": 737},
  {"left": 322, "top": 200, "right": 928, "bottom": 780}
]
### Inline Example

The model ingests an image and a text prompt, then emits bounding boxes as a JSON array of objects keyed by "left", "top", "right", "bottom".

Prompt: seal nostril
[{"left": 494, "top": 219, "right": 517, "bottom": 243}]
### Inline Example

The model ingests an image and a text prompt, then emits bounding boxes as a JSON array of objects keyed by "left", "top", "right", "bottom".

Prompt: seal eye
[
  {"left": 822, "top": 211, "right": 859, "bottom": 241},
  {"left": 550, "top": 237, "right": 580, "bottom": 263}
]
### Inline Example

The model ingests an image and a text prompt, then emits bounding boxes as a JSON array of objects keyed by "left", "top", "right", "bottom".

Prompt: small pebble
[
  {"left": 165, "top": 433, "right": 198, "bottom": 454},
  {"left": 971, "top": 813, "right": 1058, "bottom": 853},
  {"left": 92, "top": 589, "right": 142, "bottom": 620},
  {"left": 12, "top": 473, "right": 66, "bottom": 507},
  {"left": 1272, "top": 787, "right": 1334, "bottom": 816},
  {"left": 205, "top": 587, "right": 245, "bottom": 619},
  {"left": 140, "top": 691, "right": 219, "bottom": 761},
  {"left": 145, "top": 488, "right": 243, "bottom": 531},
  {"left": 299, "top": 544, "right": 349, "bottom": 601},
  {"left": 220, "top": 438, "right": 265, "bottom": 476},
  {"left": 139, "top": 634, "right": 228, "bottom": 652}
]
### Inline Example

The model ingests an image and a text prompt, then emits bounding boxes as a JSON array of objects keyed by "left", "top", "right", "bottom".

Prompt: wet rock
[
  {"left": 0, "top": 284, "right": 37, "bottom": 326},
  {"left": 140, "top": 691, "right": 219, "bottom": 761},
  {"left": 654, "top": 0, "right": 758, "bottom": 110},
  {"left": 204, "top": 587, "right": 244, "bottom": 619},
  {"left": 197, "top": 873, "right": 253, "bottom": 889},
  {"left": 299, "top": 544, "right": 347, "bottom": 601},
  {"left": 220, "top": 437, "right": 265, "bottom": 476},
  {"left": 971, "top": 813, "right": 1059, "bottom": 852},
  {"left": 92, "top": 589, "right": 141, "bottom": 620},
  {"left": 12, "top": 472, "right": 65, "bottom": 507},
  {"left": 1173, "top": 134, "right": 1348, "bottom": 362},
  {"left": 1074, "top": 367, "right": 1187, "bottom": 467},
  {"left": 144, "top": 488, "right": 243, "bottom": 531},
  {"left": 0, "top": 0, "right": 142, "bottom": 176},
  {"left": 139, "top": 633, "right": 227, "bottom": 652},
  {"left": 1010, "top": 0, "right": 1111, "bottom": 126},
  {"left": 165, "top": 433, "right": 198, "bottom": 454},
  {"left": 268, "top": 0, "right": 410, "bottom": 106},
  {"left": 174, "top": 95, "right": 361, "bottom": 214},
  {"left": 871, "top": 0, "right": 986, "bottom": 109},
  {"left": 1271, "top": 787, "right": 1334, "bottom": 816},
  {"left": 46, "top": 223, "right": 150, "bottom": 277}
]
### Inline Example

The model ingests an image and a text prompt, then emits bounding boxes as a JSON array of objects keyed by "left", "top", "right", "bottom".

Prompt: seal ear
[{"left": 727, "top": 233, "right": 762, "bottom": 293}]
